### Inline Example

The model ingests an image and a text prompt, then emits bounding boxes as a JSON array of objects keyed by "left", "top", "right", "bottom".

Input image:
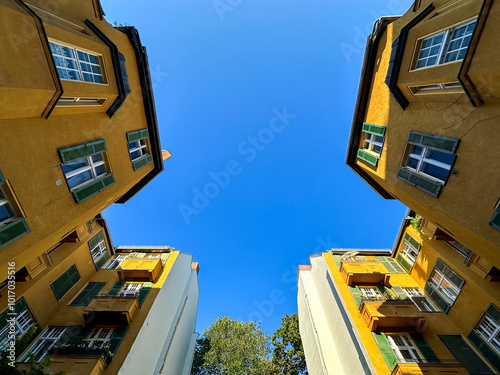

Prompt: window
[
  {"left": 69, "top": 282, "right": 106, "bottom": 306},
  {"left": 87, "top": 231, "right": 110, "bottom": 270},
  {"left": 490, "top": 208, "right": 500, "bottom": 231},
  {"left": 0, "top": 301, "right": 36, "bottom": 351},
  {"left": 397, "top": 132, "right": 459, "bottom": 197},
  {"left": 401, "top": 238, "right": 420, "bottom": 264},
  {"left": 468, "top": 304, "right": 500, "bottom": 372},
  {"left": 86, "top": 328, "right": 114, "bottom": 347},
  {"left": 440, "top": 335, "right": 494, "bottom": 374},
  {"left": 356, "top": 123, "right": 386, "bottom": 167},
  {"left": 477, "top": 314, "right": 500, "bottom": 354},
  {"left": 424, "top": 259, "right": 464, "bottom": 313},
  {"left": 126, "top": 130, "right": 153, "bottom": 171},
  {"left": 414, "top": 20, "right": 476, "bottom": 69},
  {"left": 0, "top": 170, "right": 30, "bottom": 249},
  {"left": 387, "top": 334, "right": 424, "bottom": 363},
  {"left": 409, "top": 82, "right": 462, "bottom": 95},
  {"left": 49, "top": 41, "right": 106, "bottom": 83},
  {"left": 103, "top": 254, "right": 127, "bottom": 269},
  {"left": 359, "top": 287, "right": 383, "bottom": 299},
  {"left": 50, "top": 264, "right": 80, "bottom": 301},
  {"left": 56, "top": 97, "right": 107, "bottom": 107},
  {"left": 119, "top": 283, "right": 143, "bottom": 297},
  {"left": 59, "top": 140, "right": 115, "bottom": 203},
  {"left": 396, "top": 232, "right": 421, "bottom": 273},
  {"left": 403, "top": 287, "right": 438, "bottom": 312},
  {"left": 21, "top": 326, "right": 67, "bottom": 362},
  {"left": 444, "top": 239, "right": 474, "bottom": 262}
]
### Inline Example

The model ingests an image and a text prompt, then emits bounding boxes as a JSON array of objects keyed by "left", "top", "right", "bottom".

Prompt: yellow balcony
[
  {"left": 340, "top": 261, "right": 391, "bottom": 286},
  {"left": 360, "top": 301, "right": 425, "bottom": 332},
  {"left": 392, "top": 362, "right": 469, "bottom": 375},
  {"left": 118, "top": 258, "right": 163, "bottom": 283},
  {"left": 84, "top": 295, "right": 139, "bottom": 325},
  {"left": 17, "top": 355, "right": 105, "bottom": 375}
]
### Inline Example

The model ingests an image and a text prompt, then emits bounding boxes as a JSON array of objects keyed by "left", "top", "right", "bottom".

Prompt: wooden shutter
[
  {"left": 72, "top": 174, "right": 115, "bottom": 203},
  {"left": 396, "top": 253, "right": 413, "bottom": 273},
  {"left": 59, "top": 140, "right": 107, "bottom": 164},
  {"left": 440, "top": 335, "right": 494, "bottom": 374},
  {"left": 0, "top": 169, "right": 5, "bottom": 185},
  {"left": 424, "top": 283, "right": 450, "bottom": 313},
  {"left": 95, "top": 252, "right": 111, "bottom": 270},
  {"left": 0, "top": 218, "right": 30, "bottom": 249},
  {"left": 362, "top": 123, "right": 386, "bottom": 136},
  {"left": 372, "top": 332, "right": 398, "bottom": 371},
  {"left": 50, "top": 264, "right": 80, "bottom": 301},
  {"left": 356, "top": 149, "right": 379, "bottom": 166},
  {"left": 348, "top": 286, "right": 362, "bottom": 307},
  {"left": 379, "top": 257, "right": 397, "bottom": 273},
  {"left": 132, "top": 154, "right": 153, "bottom": 171},
  {"left": 70, "top": 282, "right": 106, "bottom": 306},
  {"left": 489, "top": 208, "right": 500, "bottom": 231},
  {"left": 397, "top": 167, "right": 443, "bottom": 197},
  {"left": 391, "top": 286, "right": 410, "bottom": 301},
  {"left": 435, "top": 259, "right": 465, "bottom": 289},
  {"left": 109, "top": 326, "right": 129, "bottom": 354},
  {"left": 410, "top": 334, "right": 439, "bottom": 363},
  {"left": 404, "top": 233, "right": 421, "bottom": 250},
  {"left": 468, "top": 330, "right": 500, "bottom": 372},
  {"left": 88, "top": 231, "right": 105, "bottom": 250},
  {"left": 107, "top": 282, "right": 125, "bottom": 296},
  {"left": 137, "top": 282, "right": 153, "bottom": 306},
  {"left": 407, "top": 132, "right": 459, "bottom": 153},
  {"left": 127, "top": 129, "right": 149, "bottom": 143}
]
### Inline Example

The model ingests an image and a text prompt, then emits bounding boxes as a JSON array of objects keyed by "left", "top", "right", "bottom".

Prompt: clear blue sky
[{"left": 102, "top": 0, "right": 412, "bottom": 337}]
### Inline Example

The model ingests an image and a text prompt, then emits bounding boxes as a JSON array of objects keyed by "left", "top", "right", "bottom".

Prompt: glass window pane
[
  {"left": 0, "top": 204, "right": 14, "bottom": 223},
  {"left": 62, "top": 159, "right": 89, "bottom": 173},
  {"left": 66, "top": 170, "right": 93, "bottom": 189},
  {"left": 426, "top": 149, "right": 454, "bottom": 165},
  {"left": 130, "top": 150, "right": 141, "bottom": 160},
  {"left": 407, "top": 157, "right": 419, "bottom": 169},
  {"left": 421, "top": 162, "right": 449, "bottom": 181},
  {"left": 91, "top": 154, "right": 103, "bottom": 163},
  {"left": 94, "top": 165, "right": 106, "bottom": 177}
]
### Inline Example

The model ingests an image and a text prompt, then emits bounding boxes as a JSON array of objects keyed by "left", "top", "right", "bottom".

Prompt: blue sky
[{"left": 102, "top": 0, "right": 413, "bottom": 336}]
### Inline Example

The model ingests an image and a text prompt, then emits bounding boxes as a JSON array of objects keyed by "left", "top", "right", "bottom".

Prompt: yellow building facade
[
  {"left": 0, "top": 0, "right": 165, "bottom": 284},
  {"left": 298, "top": 213, "right": 500, "bottom": 374},
  {"left": 346, "top": 0, "right": 500, "bottom": 269}
]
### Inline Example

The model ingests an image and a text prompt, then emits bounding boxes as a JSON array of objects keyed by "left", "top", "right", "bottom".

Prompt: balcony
[
  {"left": 16, "top": 355, "right": 106, "bottom": 375},
  {"left": 360, "top": 300, "right": 425, "bottom": 332},
  {"left": 340, "top": 260, "right": 391, "bottom": 286},
  {"left": 84, "top": 295, "right": 139, "bottom": 325},
  {"left": 391, "top": 361, "right": 468, "bottom": 375},
  {"left": 118, "top": 258, "right": 163, "bottom": 283}
]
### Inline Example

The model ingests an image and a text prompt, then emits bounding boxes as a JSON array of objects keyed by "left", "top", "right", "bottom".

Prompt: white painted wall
[{"left": 118, "top": 252, "right": 199, "bottom": 375}]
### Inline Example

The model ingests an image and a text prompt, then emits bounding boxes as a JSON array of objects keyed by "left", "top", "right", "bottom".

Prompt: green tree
[
  {"left": 270, "top": 314, "right": 308, "bottom": 375},
  {"left": 191, "top": 316, "right": 271, "bottom": 375}
]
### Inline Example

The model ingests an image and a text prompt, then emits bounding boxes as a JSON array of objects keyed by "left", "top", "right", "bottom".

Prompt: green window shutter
[
  {"left": 377, "top": 286, "right": 395, "bottom": 300},
  {"left": 132, "top": 154, "right": 153, "bottom": 171},
  {"left": 404, "top": 233, "right": 421, "bottom": 250},
  {"left": 379, "top": 257, "right": 397, "bottom": 273},
  {"left": 0, "top": 169, "right": 5, "bottom": 185},
  {"left": 372, "top": 333, "right": 398, "bottom": 371},
  {"left": 109, "top": 326, "right": 129, "bottom": 354},
  {"left": 70, "top": 282, "right": 106, "bottom": 306},
  {"left": 95, "top": 252, "right": 111, "bottom": 270},
  {"left": 127, "top": 129, "right": 149, "bottom": 143},
  {"left": 489, "top": 209, "right": 500, "bottom": 231},
  {"left": 72, "top": 174, "right": 115, "bottom": 204},
  {"left": 88, "top": 231, "right": 105, "bottom": 250},
  {"left": 397, "top": 167, "right": 443, "bottom": 197},
  {"left": 59, "top": 140, "right": 107, "bottom": 164},
  {"left": 435, "top": 259, "right": 464, "bottom": 289},
  {"left": 357, "top": 255, "right": 367, "bottom": 261},
  {"left": 410, "top": 334, "right": 439, "bottom": 364},
  {"left": 14, "top": 297, "right": 29, "bottom": 314},
  {"left": 348, "top": 286, "right": 363, "bottom": 307},
  {"left": 486, "top": 304, "right": 500, "bottom": 324},
  {"left": 386, "top": 258, "right": 405, "bottom": 273},
  {"left": 50, "top": 264, "right": 80, "bottom": 301},
  {"left": 58, "top": 325, "right": 83, "bottom": 346},
  {"left": 0, "top": 218, "right": 30, "bottom": 249},
  {"left": 440, "top": 335, "right": 494, "bottom": 374},
  {"left": 468, "top": 330, "right": 500, "bottom": 372},
  {"left": 72, "top": 325, "right": 92, "bottom": 343},
  {"left": 407, "top": 132, "right": 459, "bottom": 154},
  {"left": 107, "top": 282, "right": 125, "bottom": 296},
  {"left": 0, "top": 298, "right": 29, "bottom": 331},
  {"left": 362, "top": 123, "right": 386, "bottom": 136},
  {"left": 356, "top": 149, "right": 379, "bottom": 166},
  {"left": 137, "top": 283, "right": 152, "bottom": 306},
  {"left": 332, "top": 255, "right": 341, "bottom": 269},
  {"left": 396, "top": 253, "right": 413, "bottom": 273},
  {"left": 424, "top": 283, "right": 450, "bottom": 313},
  {"left": 390, "top": 286, "right": 409, "bottom": 301}
]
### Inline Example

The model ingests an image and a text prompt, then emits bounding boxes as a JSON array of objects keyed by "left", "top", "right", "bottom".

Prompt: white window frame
[
  {"left": 119, "top": 283, "right": 143, "bottom": 297},
  {"left": 403, "top": 287, "right": 438, "bottom": 312},
  {"left": 359, "top": 287, "right": 383, "bottom": 299},
  {"left": 429, "top": 268, "right": 461, "bottom": 304},
  {"left": 401, "top": 240, "right": 420, "bottom": 264},
  {"left": 0, "top": 187, "right": 16, "bottom": 226},
  {"left": 86, "top": 327, "right": 114, "bottom": 347},
  {"left": 406, "top": 145, "right": 453, "bottom": 184},
  {"left": 414, "top": 19, "right": 476, "bottom": 70},
  {"left": 128, "top": 139, "right": 149, "bottom": 161},
  {"left": 0, "top": 309, "right": 36, "bottom": 351},
  {"left": 62, "top": 153, "right": 108, "bottom": 191},
  {"left": 103, "top": 254, "right": 127, "bottom": 269},
  {"left": 21, "top": 326, "right": 67, "bottom": 362},
  {"left": 49, "top": 41, "right": 106, "bottom": 84},
  {"left": 362, "top": 133, "right": 384, "bottom": 155},
  {"left": 90, "top": 239, "right": 107, "bottom": 262},
  {"left": 477, "top": 314, "right": 500, "bottom": 354},
  {"left": 387, "top": 334, "right": 424, "bottom": 363}
]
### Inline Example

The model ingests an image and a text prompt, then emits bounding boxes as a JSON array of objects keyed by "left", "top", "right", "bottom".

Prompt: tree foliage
[
  {"left": 191, "top": 316, "right": 271, "bottom": 375},
  {"left": 270, "top": 314, "right": 307, "bottom": 375}
]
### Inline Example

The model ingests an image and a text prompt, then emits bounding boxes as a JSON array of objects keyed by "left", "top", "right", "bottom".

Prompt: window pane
[
  {"left": 0, "top": 204, "right": 14, "bottom": 223},
  {"left": 411, "top": 145, "right": 423, "bottom": 155},
  {"left": 62, "top": 159, "right": 89, "bottom": 173},
  {"left": 421, "top": 162, "right": 449, "bottom": 181},
  {"left": 130, "top": 150, "right": 141, "bottom": 160},
  {"left": 91, "top": 154, "right": 103, "bottom": 163},
  {"left": 407, "top": 157, "right": 419, "bottom": 169},
  {"left": 94, "top": 165, "right": 106, "bottom": 177},
  {"left": 66, "top": 170, "right": 93, "bottom": 189}
]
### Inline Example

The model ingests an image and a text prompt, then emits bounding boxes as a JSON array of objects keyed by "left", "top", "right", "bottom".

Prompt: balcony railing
[
  {"left": 390, "top": 359, "right": 467, "bottom": 375},
  {"left": 55, "top": 339, "right": 113, "bottom": 365}
]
